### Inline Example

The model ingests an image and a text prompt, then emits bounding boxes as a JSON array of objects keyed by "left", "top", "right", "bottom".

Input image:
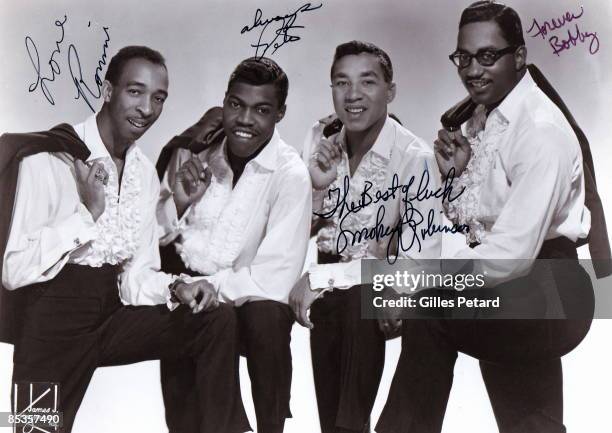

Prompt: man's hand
[
  {"left": 173, "top": 158, "right": 212, "bottom": 217},
  {"left": 309, "top": 138, "right": 342, "bottom": 190},
  {"left": 434, "top": 129, "right": 472, "bottom": 179},
  {"left": 289, "top": 273, "right": 320, "bottom": 329},
  {"left": 74, "top": 159, "right": 107, "bottom": 221},
  {"left": 174, "top": 280, "right": 219, "bottom": 313},
  {"left": 377, "top": 318, "right": 402, "bottom": 340},
  {"left": 377, "top": 285, "right": 403, "bottom": 340}
]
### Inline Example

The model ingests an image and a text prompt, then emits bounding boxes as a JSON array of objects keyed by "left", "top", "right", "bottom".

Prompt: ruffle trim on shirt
[
  {"left": 444, "top": 105, "right": 508, "bottom": 244},
  {"left": 317, "top": 149, "right": 388, "bottom": 261},
  {"left": 82, "top": 147, "right": 144, "bottom": 266},
  {"left": 178, "top": 146, "right": 270, "bottom": 275}
]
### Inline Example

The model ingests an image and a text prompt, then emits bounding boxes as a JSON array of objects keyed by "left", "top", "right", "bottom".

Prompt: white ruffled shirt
[
  {"left": 445, "top": 71, "right": 591, "bottom": 284},
  {"left": 303, "top": 116, "right": 442, "bottom": 290},
  {"left": 2, "top": 114, "right": 175, "bottom": 305},
  {"left": 157, "top": 129, "right": 312, "bottom": 306}
]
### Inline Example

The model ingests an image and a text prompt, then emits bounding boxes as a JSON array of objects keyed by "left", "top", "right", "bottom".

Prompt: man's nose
[
  {"left": 464, "top": 57, "right": 484, "bottom": 78},
  {"left": 137, "top": 97, "right": 153, "bottom": 117},
  {"left": 345, "top": 82, "right": 363, "bottom": 102},
  {"left": 237, "top": 108, "right": 254, "bottom": 125}
]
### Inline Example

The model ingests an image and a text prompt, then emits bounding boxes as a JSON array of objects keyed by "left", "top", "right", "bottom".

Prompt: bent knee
[{"left": 238, "top": 302, "right": 293, "bottom": 346}]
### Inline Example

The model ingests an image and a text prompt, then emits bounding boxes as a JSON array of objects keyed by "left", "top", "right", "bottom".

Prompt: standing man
[
  {"left": 290, "top": 41, "right": 441, "bottom": 433},
  {"left": 376, "top": 2, "right": 607, "bottom": 432},
  {"left": 1, "top": 46, "right": 249, "bottom": 433},
  {"left": 156, "top": 57, "right": 312, "bottom": 433}
]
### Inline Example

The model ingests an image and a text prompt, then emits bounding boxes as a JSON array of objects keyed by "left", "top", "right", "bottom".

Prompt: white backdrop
[{"left": 1, "top": 0, "right": 611, "bottom": 432}]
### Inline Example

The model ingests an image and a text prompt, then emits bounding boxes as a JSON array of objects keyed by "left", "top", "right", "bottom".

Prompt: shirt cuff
[
  {"left": 64, "top": 203, "right": 97, "bottom": 253},
  {"left": 158, "top": 193, "right": 193, "bottom": 245},
  {"left": 308, "top": 261, "right": 362, "bottom": 290}
]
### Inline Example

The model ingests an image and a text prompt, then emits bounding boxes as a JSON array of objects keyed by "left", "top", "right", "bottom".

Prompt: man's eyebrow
[
  {"left": 332, "top": 70, "right": 381, "bottom": 78},
  {"left": 358, "top": 70, "right": 380, "bottom": 78},
  {"left": 456, "top": 45, "right": 501, "bottom": 53},
  {"left": 125, "top": 80, "right": 168, "bottom": 97},
  {"left": 227, "top": 94, "right": 274, "bottom": 107}
]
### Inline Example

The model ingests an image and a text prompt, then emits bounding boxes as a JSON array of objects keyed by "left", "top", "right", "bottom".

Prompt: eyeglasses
[{"left": 448, "top": 46, "right": 519, "bottom": 69}]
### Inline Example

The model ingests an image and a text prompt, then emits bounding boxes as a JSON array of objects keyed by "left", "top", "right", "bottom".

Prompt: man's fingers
[
  {"left": 453, "top": 132, "right": 471, "bottom": 150},
  {"left": 201, "top": 166, "right": 212, "bottom": 184},
  {"left": 193, "top": 291, "right": 210, "bottom": 313},
  {"left": 74, "top": 159, "right": 88, "bottom": 181},
  {"left": 316, "top": 152, "right": 332, "bottom": 170},
  {"left": 319, "top": 138, "right": 336, "bottom": 155},
  {"left": 291, "top": 298, "right": 312, "bottom": 329},
  {"left": 378, "top": 318, "right": 401, "bottom": 339},
  {"left": 437, "top": 128, "right": 453, "bottom": 143},
  {"left": 437, "top": 130, "right": 455, "bottom": 155},
  {"left": 434, "top": 140, "right": 451, "bottom": 160},
  {"left": 378, "top": 319, "right": 390, "bottom": 337},
  {"left": 190, "top": 157, "right": 206, "bottom": 177},
  {"left": 183, "top": 160, "right": 201, "bottom": 185},
  {"left": 201, "top": 292, "right": 219, "bottom": 312},
  {"left": 87, "top": 161, "right": 108, "bottom": 186},
  {"left": 180, "top": 168, "right": 200, "bottom": 191},
  {"left": 86, "top": 161, "right": 100, "bottom": 183},
  {"left": 296, "top": 305, "right": 313, "bottom": 329},
  {"left": 318, "top": 146, "right": 333, "bottom": 165}
]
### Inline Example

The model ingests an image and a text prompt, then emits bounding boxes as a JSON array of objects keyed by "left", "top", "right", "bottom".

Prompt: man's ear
[
  {"left": 276, "top": 104, "right": 286, "bottom": 123},
  {"left": 515, "top": 45, "right": 527, "bottom": 71},
  {"left": 387, "top": 82, "right": 397, "bottom": 104},
  {"left": 102, "top": 80, "right": 113, "bottom": 103}
]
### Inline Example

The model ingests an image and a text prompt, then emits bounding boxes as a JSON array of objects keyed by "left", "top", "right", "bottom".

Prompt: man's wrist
[
  {"left": 173, "top": 194, "right": 190, "bottom": 219},
  {"left": 169, "top": 279, "right": 185, "bottom": 303},
  {"left": 86, "top": 204, "right": 104, "bottom": 222}
]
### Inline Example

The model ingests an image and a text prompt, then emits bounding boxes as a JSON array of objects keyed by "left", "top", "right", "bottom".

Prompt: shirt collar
[
  {"left": 491, "top": 69, "right": 537, "bottom": 125},
  {"left": 338, "top": 115, "right": 395, "bottom": 161},
  {"left": 72, "top": 114, "right": 138, "bottom": 161},
  {"left": 220, "top": 128, "right": 281, "bottom": 172}
]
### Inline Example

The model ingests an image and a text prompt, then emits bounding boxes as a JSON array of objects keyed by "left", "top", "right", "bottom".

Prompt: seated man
[
  {"left": 290, "top": 41, "right": 442, "bottom": 433},
  {"left": 376, "top": 2, "right": 607, "bottom": 432},
  {"left": 1, "top": 46, "right": 249, "bottom": 433},
  {"left": 156, "top": 57, "right": 312, "bottom": 433}
]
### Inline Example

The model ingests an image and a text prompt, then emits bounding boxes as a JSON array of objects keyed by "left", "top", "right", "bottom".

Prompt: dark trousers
[
  {"left": 159, "top": 244, "right": 294, "bottom": 433},
  {"left": 310, "top": 286, "right": 385, "bottom": 433},
  {"left": 11, "top": 264, "right": 249, "bottom": 433},
  {"left": 375, "top": 258, "right": 593, "bottom": 433},
  {"left": 162, "top": 301, "right": 294, "bottom": 433}
]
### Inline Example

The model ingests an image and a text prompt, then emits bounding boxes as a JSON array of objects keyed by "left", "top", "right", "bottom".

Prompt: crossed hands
[{"left": 173, "top": 279, "right": 219, "bottom": 314}]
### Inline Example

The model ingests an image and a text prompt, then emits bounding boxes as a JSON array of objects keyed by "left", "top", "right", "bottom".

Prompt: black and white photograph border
[{"left": 1, "top": 0, "right": 611, "bottom": 431}]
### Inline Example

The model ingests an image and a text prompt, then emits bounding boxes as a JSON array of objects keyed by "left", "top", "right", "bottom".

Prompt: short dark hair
[
  {"left": 459, "top": 1, "right": 525, "bottom": 47},
  {"left": 330, "top": 41, "right": 393, "bottom": 83},
  {"left": 104, "top": 46, "right": 167, "bottom": 85},
  {"left": 226, "top": 57, "right": 289, "bottom": 108}
]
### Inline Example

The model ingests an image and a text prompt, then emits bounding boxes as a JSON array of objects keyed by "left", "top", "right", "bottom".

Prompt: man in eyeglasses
[{"left": 376, "top": 1, "right": 607, "bottom": 432}]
